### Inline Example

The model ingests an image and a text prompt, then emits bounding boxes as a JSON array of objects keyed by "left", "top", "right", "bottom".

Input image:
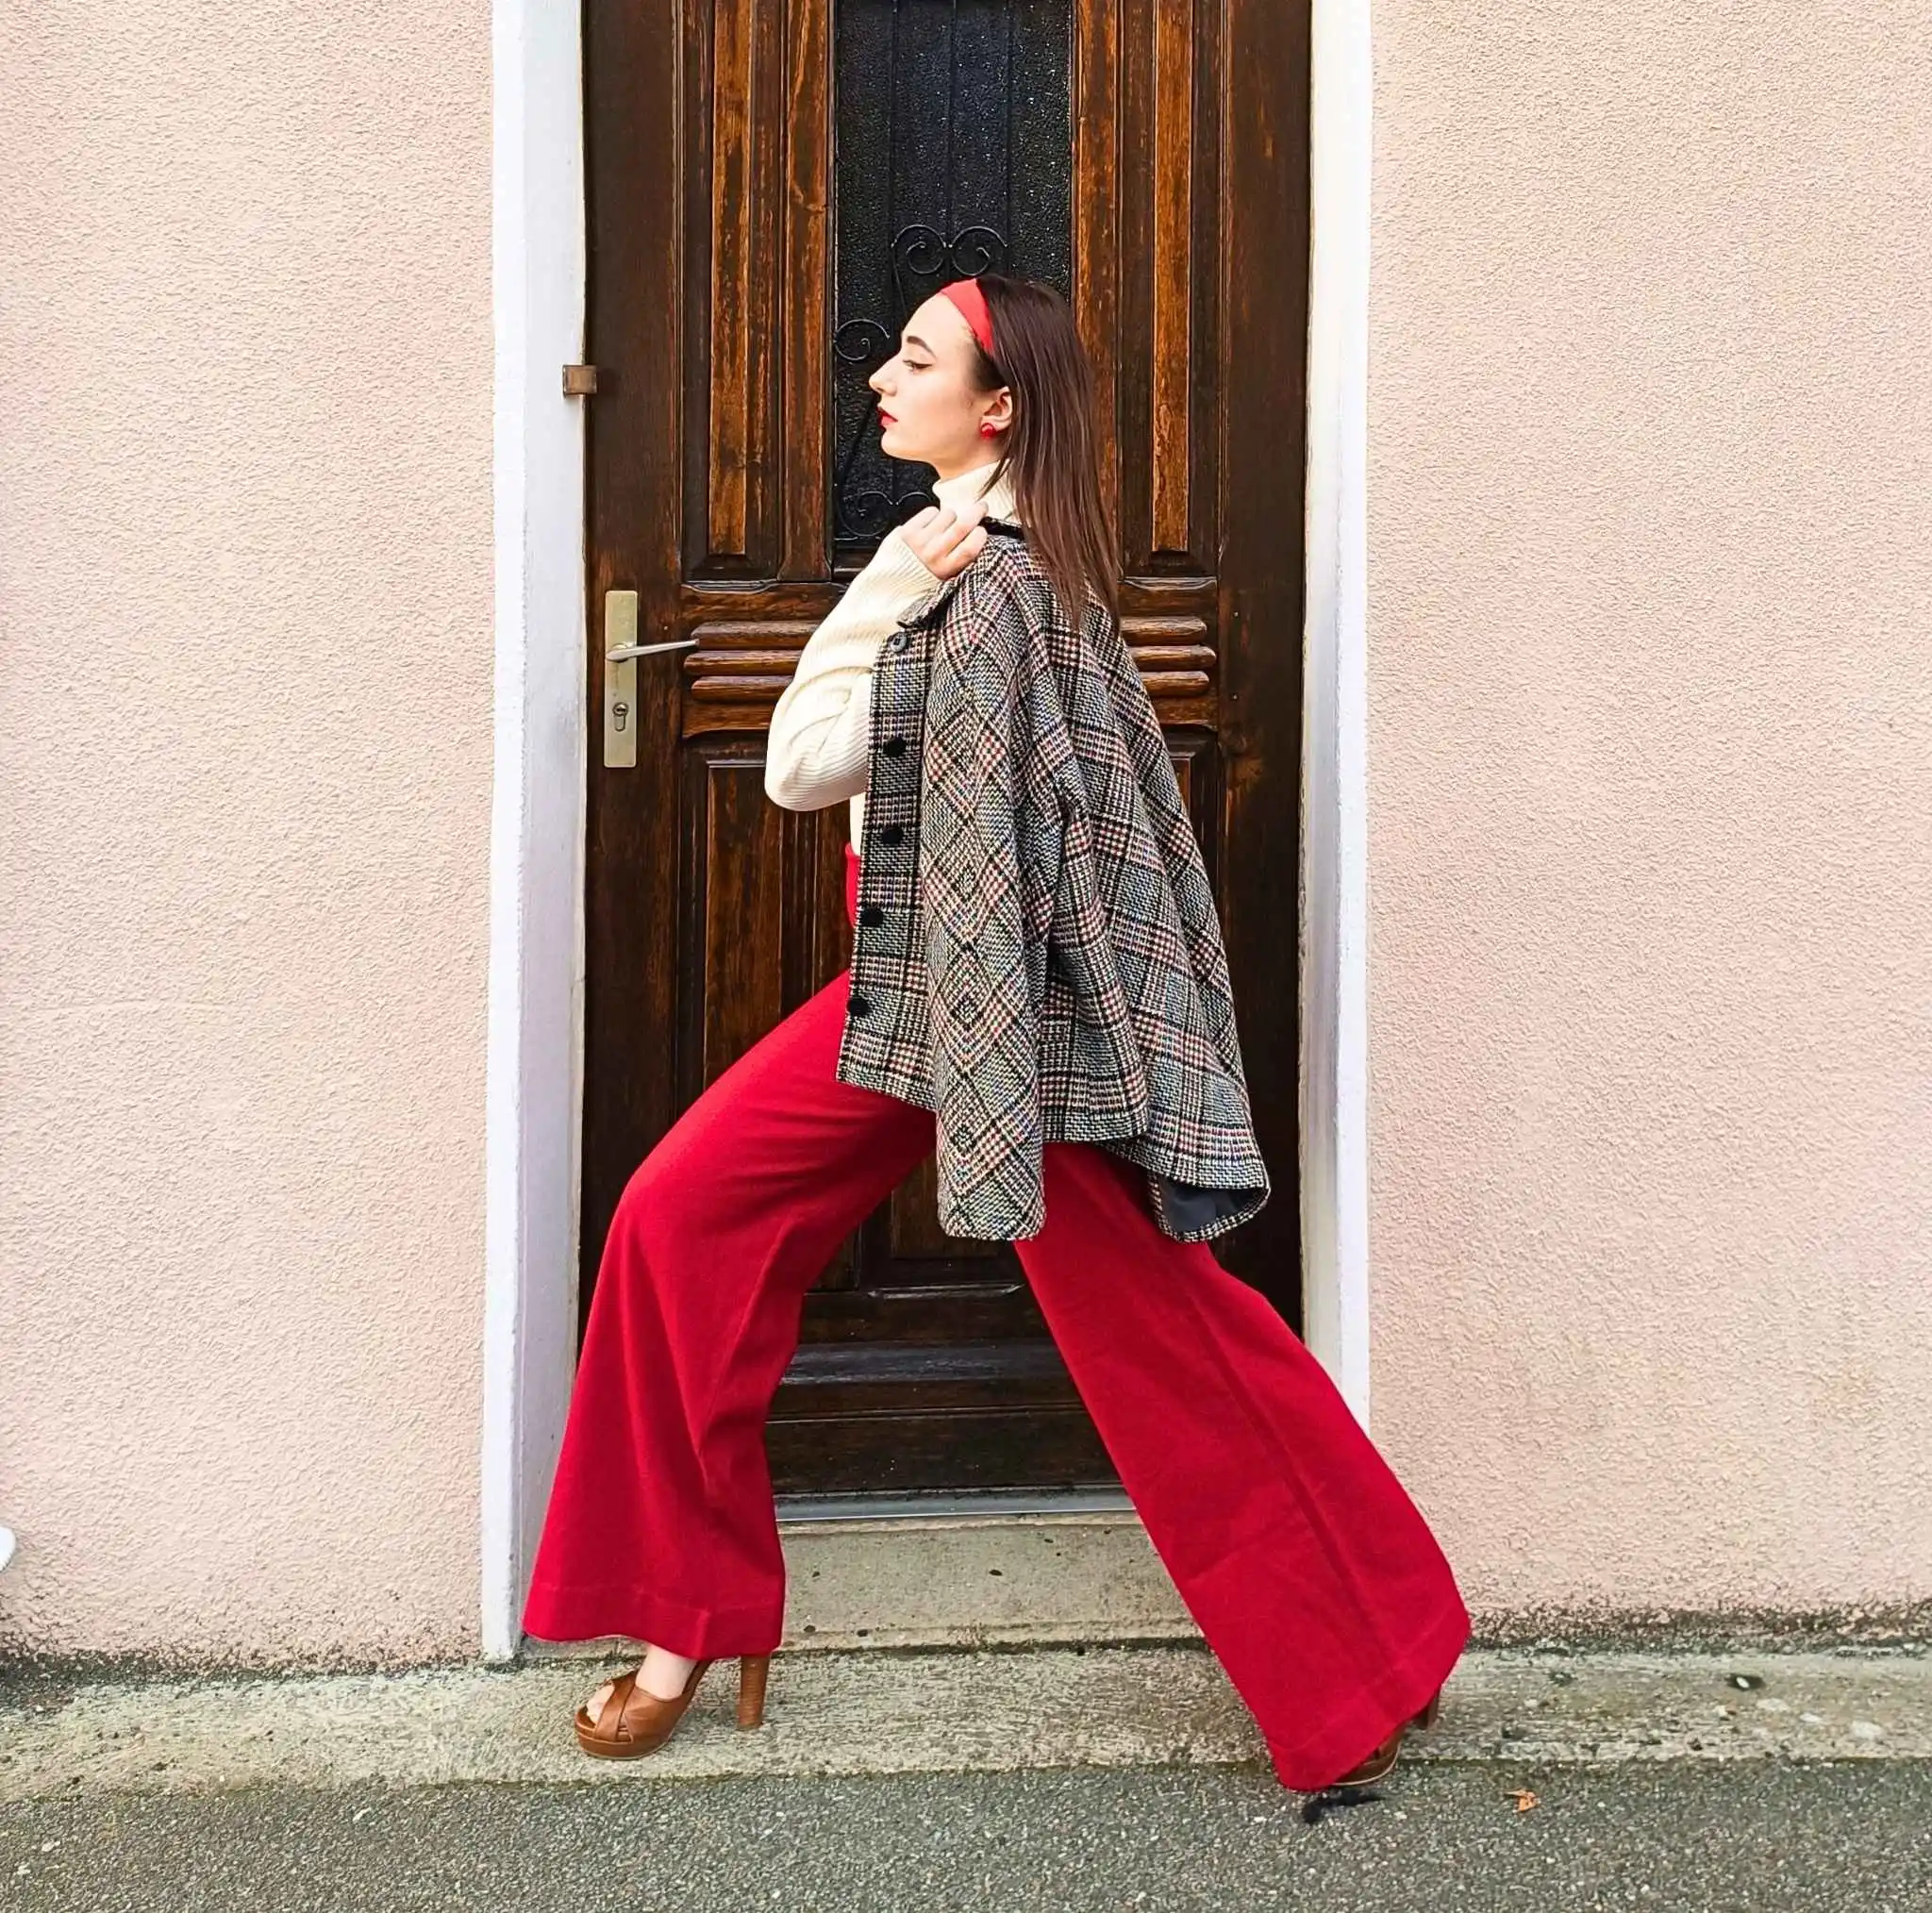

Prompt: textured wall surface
[
  {"left": 0, "top": 8, "right": 493, "bottom": 1660},
  {"left": 1366, "top": 3, "right": 1932, "bottom": 1612},
  {"left": 5, "top": 1, "right": 1925, "bottom": 1663}
]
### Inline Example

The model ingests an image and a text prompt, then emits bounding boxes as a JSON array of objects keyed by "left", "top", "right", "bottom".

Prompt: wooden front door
[{"left": 581, "top": 0, "right": 1307, "bottom": 1503}]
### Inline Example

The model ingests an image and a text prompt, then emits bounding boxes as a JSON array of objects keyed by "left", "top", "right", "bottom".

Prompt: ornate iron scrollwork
[
  {"left": 892, "top": 223, "right": 1008, "bottom": 284},
  {"left": 831, "top": 0, "right": 1073, "bottom": 560},
  {"left": 832, "top": 227, "right": 1012, "bottom": 543}
]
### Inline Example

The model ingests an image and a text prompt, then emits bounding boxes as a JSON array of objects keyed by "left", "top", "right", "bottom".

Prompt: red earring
[{"left": 980, "top": 422, "right": 998, "bottom": 438}]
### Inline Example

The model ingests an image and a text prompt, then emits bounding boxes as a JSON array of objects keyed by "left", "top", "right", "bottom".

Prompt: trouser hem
[
  {"left": 1262, "top": 1596, "right": 1473, "bottom": 1791},
  {"left": 520, "top": 1581, "right": 785, "bottom": 1661}
]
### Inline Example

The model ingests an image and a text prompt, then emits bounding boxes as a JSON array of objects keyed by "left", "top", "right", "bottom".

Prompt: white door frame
[
  {"left": 480, "top": 0, "right": 1374, "bottom": 1660},
  {"left": 1300, "top": 0, "right": 1375, "bottom": 1422},
  {"left": 480, "top": 0, "right": 591, "bottom": 1662}
]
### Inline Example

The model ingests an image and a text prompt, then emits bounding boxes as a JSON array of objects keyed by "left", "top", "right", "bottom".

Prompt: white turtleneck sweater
[{"left": 765, "top": 461, "right": 1020, "bottom": 848}]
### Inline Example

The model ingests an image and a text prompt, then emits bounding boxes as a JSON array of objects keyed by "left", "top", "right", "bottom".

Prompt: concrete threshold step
[
  {"left": 762, "top": 1503, "right": 1198, "bottom": 1651},
  {"left": 4, "top": 1647, "right": 1930, "bottom": 1803}
]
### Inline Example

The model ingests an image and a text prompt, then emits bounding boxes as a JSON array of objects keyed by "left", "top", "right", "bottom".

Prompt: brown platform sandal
[
  {"left": 573, "top": 1654, "right": 772, "bottom": 1760},
  {"left": 1320, "top": 1688, "right": 1443, "bottom": 1789}
]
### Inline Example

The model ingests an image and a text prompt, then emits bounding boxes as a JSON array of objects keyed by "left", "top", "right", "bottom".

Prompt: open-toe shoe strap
[{"left": 588, "top": 1666, "right": 641, "bottom": 1743}]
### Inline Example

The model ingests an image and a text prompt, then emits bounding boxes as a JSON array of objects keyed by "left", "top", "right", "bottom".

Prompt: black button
[
  {"left": 882, "top": 736, "right": 907, "bottom": 757},
  {"left": 880, "top": 824, "right": 905, "bottom": 846},
  {"left": 858, "top": 905, "right": 884, "bottom": 926},
  {"left": 848, "top": 995, "right": 872, "bottom": 1017},
  {"left": 885, "top": 631, "right": 910, "bottom": 653}
]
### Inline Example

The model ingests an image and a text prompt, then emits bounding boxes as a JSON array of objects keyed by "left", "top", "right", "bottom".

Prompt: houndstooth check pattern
[{"left": 834, "top": 525, "right": 1271, "bottom": 1243}]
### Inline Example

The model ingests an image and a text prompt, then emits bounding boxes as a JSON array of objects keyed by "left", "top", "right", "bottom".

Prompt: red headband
[{"left": 938, "top": 277, "right": 997, "bottom": 361}]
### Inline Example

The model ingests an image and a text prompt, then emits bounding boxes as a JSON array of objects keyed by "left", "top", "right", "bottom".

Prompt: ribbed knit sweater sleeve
[{"left": 763, "top": 527, "right": 942, "bottom": 815}]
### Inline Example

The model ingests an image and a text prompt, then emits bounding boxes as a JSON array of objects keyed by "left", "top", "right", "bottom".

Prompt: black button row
[{"left": 854, "top": 809, "right": 908, "bottom": 1023}]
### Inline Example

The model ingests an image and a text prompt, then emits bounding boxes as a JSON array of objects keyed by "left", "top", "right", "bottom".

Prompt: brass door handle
[{"left": 601, "top": 590, "right": 694, "bottom": 769}]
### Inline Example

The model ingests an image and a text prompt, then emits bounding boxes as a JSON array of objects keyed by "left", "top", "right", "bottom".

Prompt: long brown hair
[{"left": 959, "top": 274, "right": 1119, "bottom": 624}]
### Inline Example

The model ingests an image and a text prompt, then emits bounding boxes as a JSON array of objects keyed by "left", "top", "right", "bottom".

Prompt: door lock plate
[
  {"left": 603, "top": 591, "right": 640, "bottom": 769},
  {"left": 601, "top": 591, "right": 699, "bottom": 769}
]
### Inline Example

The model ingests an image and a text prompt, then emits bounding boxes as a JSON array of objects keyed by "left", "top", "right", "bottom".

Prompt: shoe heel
[
  {"left": 1413, "top": 1690, "right": 1442, "bottom": 1732},
  {"left": 736, "top": 1654, "right": 770, "bottom": 1729}
]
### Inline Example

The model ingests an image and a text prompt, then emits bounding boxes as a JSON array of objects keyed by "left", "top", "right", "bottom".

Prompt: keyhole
[{"left": 612, "top": 700, "right": 629, "bottom": 732}]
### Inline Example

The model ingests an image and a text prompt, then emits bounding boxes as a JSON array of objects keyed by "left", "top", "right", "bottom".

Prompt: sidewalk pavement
[
  {"left": 5, "top": 1758, "right": 1930, "bottom": 1911},
  {"left": 3, "top": 1645, "right": 1929, "bottom": 1910},
  {"left": 6, "top": 1643, "right": 1930, "bottom": 1797}
]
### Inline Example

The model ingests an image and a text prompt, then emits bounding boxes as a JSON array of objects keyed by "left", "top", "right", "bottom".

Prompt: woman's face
[{"left": 868, "top": 293, "right": 1012, "bottom": 477}]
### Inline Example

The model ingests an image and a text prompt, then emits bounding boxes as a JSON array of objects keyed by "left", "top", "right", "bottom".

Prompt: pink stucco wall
[
  {"left": 4, "top": 1, "right": 1924, "bottom": 1666},
  {"left": 1366, "top": 3, "right": 1932, "bottom": 1613},
  {"left": 0, "top": 7, "right": 493, "bottom": 1660}
]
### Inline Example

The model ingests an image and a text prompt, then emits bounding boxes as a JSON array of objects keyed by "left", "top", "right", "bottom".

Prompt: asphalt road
[{"left": 5, "top": 1759, "right": 1928, "bottom": 1913}]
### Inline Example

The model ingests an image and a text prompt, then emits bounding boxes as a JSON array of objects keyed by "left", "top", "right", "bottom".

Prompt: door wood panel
[{"left": 583, "top": 0, "right": 1308, "bottom": 1498}]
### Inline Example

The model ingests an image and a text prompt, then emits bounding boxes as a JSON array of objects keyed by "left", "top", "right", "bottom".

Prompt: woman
[{"left": 521, "top": 274, "right": 1468, "bottom": 1793}]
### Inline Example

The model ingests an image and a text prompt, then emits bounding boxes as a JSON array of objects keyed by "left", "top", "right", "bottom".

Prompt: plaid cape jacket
[{"left": 833, "top": 520, "right": 1271, "bottom": 1244}]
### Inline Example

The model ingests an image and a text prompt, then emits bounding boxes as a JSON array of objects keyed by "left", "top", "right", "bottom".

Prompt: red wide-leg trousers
[{"left": 523, "top": 844, "right": 1469, "bottom": 1788}]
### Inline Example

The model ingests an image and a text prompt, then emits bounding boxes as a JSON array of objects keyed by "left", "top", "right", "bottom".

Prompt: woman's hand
[{"left": 902, "top": 499, "right": 989, "bottom": 580}]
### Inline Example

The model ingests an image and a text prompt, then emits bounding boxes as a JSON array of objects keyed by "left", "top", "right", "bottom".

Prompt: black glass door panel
[{"left": 832, "top": 0, "right": 1074, "bottom": 561}]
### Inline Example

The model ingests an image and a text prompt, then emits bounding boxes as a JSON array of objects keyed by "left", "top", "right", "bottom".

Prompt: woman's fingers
[
  {"left": 936, "top": 515, "right": 989, "bottom": 577},
  {"left": 905, "top": 505, "right": 960, "bottom": 559},
  {"left": 905, "top": 499, "right": 988, "bottom": 577}
]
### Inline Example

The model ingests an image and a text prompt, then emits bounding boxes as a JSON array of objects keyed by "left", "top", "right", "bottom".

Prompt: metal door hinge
[{"left": 562, "top": 363, "right": 599, "bottom": 397}]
